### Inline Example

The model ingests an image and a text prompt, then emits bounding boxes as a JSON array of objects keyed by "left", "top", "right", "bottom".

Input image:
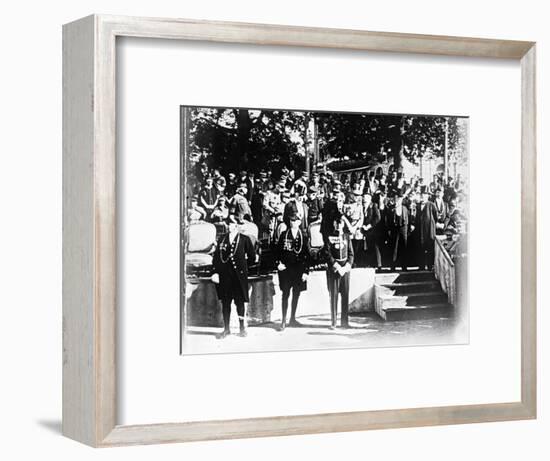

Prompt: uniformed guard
[
  {"left": 323, "top": 212, "right": 354, "bottom": 330},
  {"left": 275, "top": 212, "right": 310, "bottom": 331},
  {"left": 211, "top": 212, "right": 256, "bottom": 339}
]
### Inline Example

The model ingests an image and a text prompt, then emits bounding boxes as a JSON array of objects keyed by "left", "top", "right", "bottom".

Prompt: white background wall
[{"left": 0, "top": 0, "right": 546, "bottom": 458}]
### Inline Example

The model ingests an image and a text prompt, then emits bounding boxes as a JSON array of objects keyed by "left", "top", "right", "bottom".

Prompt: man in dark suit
[
  {"left": 306, "top": 185, "right": 323, "bottom": 223},
  {"left": 373, "top": 185, "right": 389, "bottom": 268},
  {"left": 320, "top": 183, "right": 342, "bottom": 240},
  {"left": 414, "top": 186, "right": 437, "bottom": 270},
  {"left": 362, "top": 193, "right": 382, "bottom": 269},
  {"left": 283, "top": 182, "right": 309, "bottom": 232},
  {"left": 432, "top": 186, "right": 448, "bottom": 235},
  {"left": 387, "top": 192, "right": 410, "bottom": 271},
  {"left": 250, "top": 179, "right": 264, "bottom": 225},
  {"left": 323, "top": 212, "right": 354, "bottom": 329},
  {"left": 275, "top": 213, "right": 310, "bottom": 330},
  {"left": 211, "top": 213, "right": 256, "bottom": 338}
]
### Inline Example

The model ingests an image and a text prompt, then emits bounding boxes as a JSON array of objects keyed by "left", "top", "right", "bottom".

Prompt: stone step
[
  {"left": 376, "top": 302, "right": 454, "bottom": 321},
  {"left": 378, "top": 280, "right": 441, "bottom": 294},
  {"left": 375, "top": 271, "right": 436, "bottom": 284},
  {"left": 378, "top": 291, "right": 449, "bottom": 309}
]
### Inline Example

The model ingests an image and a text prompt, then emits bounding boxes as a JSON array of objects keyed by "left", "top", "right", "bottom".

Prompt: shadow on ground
[{"left": 37, "top": 419, "right": 62, "bottom": 435}]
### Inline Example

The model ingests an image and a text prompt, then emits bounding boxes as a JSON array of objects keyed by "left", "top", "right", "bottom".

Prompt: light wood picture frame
[{"left": 62, "top": 14, "right": 537, "bottom": 447}]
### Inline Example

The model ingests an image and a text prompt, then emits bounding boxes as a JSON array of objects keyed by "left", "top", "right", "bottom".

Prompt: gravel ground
[{"left": 182, "top": 311, "right": 468, "bottom": 355}]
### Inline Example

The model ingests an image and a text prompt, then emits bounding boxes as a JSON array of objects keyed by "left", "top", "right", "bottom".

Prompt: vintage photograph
[{"left": 180, "top": 106, "right": 469, "bottom": 355}]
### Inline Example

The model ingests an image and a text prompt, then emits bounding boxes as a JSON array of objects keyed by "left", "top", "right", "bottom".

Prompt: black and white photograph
[{"left": 180, "top": 105, "right": 469, "bottom": 355}]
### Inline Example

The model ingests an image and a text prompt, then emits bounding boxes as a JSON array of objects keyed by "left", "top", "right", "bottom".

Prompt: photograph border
[
  {"left": 179, "top": 104, "right": 471, "bottom": 356},
  {"left": 62, "top": 14, "right": 536, "bottom": 447}
]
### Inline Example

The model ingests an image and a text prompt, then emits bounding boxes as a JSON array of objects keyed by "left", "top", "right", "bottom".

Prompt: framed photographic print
[
  {"left": 63, "top": 15, "right": 536, "bottom": 447},
  {"left": 180, "top": 105, "right": 470, "bottom": 355}
]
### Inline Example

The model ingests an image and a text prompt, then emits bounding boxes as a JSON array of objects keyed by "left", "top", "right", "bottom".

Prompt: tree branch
[{"left": 196, "top": 115, "right": 237, "bottom": 135}]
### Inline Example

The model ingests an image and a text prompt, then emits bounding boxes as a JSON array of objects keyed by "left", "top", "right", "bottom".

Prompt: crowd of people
[
  {"left": 186, "top": 161, "right": 467, "bottom": 337},
  {"left": 187, "top": 162, "right": 467, "bottom": 272}
]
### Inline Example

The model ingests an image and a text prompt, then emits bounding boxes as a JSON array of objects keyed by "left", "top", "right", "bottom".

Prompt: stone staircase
[{"left": 374, "top": 270, "right": 454, "bottom": 321}]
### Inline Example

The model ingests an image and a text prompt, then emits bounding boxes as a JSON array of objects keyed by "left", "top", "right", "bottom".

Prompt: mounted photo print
[
  {"left": 180, "top": 106, "right": 469, "bottom": 355},
  {"left": 62, "top": 14, "right": 535, "bottom": 447}
]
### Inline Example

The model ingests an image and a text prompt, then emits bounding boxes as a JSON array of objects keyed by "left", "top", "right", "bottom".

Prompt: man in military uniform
[
  {"left": 275, "top": 213, "right": 310, "bottom": 330},
  {"left": 211, "top": 213, "right": 256, "bottom": 339},
  {"left": 323, "top": 212, "right": 354, "bottom": 329}
]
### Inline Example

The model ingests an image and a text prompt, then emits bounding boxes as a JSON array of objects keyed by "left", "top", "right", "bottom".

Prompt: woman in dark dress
[{"left": 275, "top": 212, "right": 310, "bottom": 330}]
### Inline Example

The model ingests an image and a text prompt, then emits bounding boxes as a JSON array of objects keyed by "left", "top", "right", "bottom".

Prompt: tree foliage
[
  {"left": 190, "top": 107, "right": 307, "bottom": 175},
  {"left": 187, "top": 107, "right": 468, "bottom": 175},
  {"left": 314, "top": 112, "right": 399, "bottom": 164}
]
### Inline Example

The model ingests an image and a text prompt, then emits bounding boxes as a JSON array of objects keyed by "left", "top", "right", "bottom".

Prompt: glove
[
  {"left": 301, "top": 273, "right": 308, "bottom": 282},
  {"left": 277, "top": 263, "right": 286, "bottom": 271},
  {"left": 211, "top": 273, "right": 220, "bottom": 284}
]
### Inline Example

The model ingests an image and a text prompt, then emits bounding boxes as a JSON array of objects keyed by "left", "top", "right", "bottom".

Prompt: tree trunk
[
  {"left": 236, "top": 109, "right": 252, "bottom": 169},
  {"left": 304, "top": 113, "right": 310, "bottom": 176},
  {"left": 391, "top": 116, "right": 405, "bottom": 171}
]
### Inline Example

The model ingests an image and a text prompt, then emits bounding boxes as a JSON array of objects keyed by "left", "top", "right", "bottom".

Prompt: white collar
[{"left": 290, "top": 228, "right": 300, "bottom": 238}]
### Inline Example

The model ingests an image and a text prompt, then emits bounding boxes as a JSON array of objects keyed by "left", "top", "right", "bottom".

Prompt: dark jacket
[
  {"left": 199, "top": 186, "right": 218, "bottom": 208},
  {"left": 320, "top": 199, "right": 340, "bottom": 238},
  {"left": 306, "top": 197, "right": 323, "bottom": 223},
  {"left": 364, "top": 203, "right": 381, "bottom": 234},
  {"left": 388, "top": 205, "right": 410, "bottom": 232},
  {"left": 276, "top": 228, "right": 310, "bottom": 272},
  {"left": 414, "top": 201, "right": 437, "bottom": 245},
  {"left": 276, "top": 228, "right": 310, "bottom": 292},
  {"left": 323, "top": 233, "right": 354, "bottom": 268},
  {"left": 212, "top": 232, "right": 256, "bottom": 302},
  {"left": 251, "top": 190, "right": 264, "bottom": 224}
]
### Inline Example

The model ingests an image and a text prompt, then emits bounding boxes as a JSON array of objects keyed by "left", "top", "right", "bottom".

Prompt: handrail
[{"left": 435, "top": 237, "right": 454, "bottom": 267}]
